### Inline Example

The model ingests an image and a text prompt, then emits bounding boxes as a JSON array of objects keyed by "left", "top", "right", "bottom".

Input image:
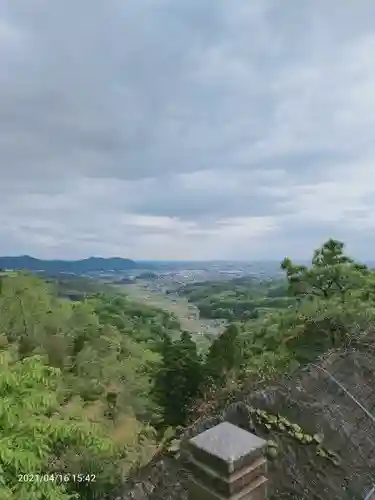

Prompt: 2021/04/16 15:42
[{"left": 17, "top": 473, "right": 96, "bottom": 483}]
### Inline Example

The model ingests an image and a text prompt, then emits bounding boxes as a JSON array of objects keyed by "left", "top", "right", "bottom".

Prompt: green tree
[
  {"left": 281, "top": 238, "right": 368, "bottom": 301},
  {"left": 0, "top": 350, "right": 120, "bottom": 500},
  {"left": 153, "top": 332, "right": 204, "bottom": 427},
  {"left": 279, "top": 239, "right": 375, "bottom": 361},
  {"left": 0, "top": 274, "right": 166, "bottom": 498},
  {"left": 205, "top": 323, "right": 242, "bottom": 384}
]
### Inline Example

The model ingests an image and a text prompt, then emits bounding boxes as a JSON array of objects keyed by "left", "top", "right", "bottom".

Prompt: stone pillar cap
[{"left": 185, "top": 422, "right": 267, "bottom": 475}]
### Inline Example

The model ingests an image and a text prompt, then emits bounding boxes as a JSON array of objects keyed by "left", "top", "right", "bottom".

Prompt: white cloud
[{"left": 1, "top": 0, "right": 375, "bottom": 260}]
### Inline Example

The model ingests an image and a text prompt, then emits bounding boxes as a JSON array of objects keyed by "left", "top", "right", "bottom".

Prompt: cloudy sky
[{"left": 1, "top": 1, "right": 375, "bottom": 261}]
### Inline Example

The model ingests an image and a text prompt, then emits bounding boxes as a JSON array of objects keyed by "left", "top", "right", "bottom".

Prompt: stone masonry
[{"left": 181, "top": 422, "right": 267, "bottom": 500}]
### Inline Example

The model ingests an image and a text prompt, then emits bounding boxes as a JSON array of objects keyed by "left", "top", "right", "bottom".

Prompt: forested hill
[
  {"left": 1, "top": 238, "right": 375, "bottom": 499},
  {"left": 177, "top": 277, "right": 292, "bottom": 321},
  {"left": 0, "top": 255, "right": 137, "bottom": 274}
]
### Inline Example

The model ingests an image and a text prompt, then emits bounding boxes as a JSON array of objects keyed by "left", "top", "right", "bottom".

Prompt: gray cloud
[{"left": 1, "top": 0, "right": 375, "bottom": 259}]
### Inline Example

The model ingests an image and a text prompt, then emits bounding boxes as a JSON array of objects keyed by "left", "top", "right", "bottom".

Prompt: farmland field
[{"left": 111, "top": 283, "right": 226, "bottom": 342}]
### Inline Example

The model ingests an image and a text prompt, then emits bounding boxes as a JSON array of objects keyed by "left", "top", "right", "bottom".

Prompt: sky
[{"left": 1, "top": 1, "right": 375, "bottom": 261}]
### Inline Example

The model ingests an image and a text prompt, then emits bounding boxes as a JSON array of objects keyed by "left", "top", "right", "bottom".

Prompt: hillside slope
[{"left": 119, "top": 338, "right": 375, "bottom": 500}]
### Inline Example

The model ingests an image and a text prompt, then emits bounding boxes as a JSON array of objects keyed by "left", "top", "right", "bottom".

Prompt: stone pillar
[{"left": 182, "top": 422, "right": 267, "bottom": 500}]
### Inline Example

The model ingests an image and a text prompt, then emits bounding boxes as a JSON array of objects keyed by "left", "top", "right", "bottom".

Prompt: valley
[{"left": 112, "top": 282, "right": 226, "bottom": 346}]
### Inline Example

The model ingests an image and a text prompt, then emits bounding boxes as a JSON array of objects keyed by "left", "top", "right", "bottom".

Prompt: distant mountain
[{"left": 0, "top": 255, "right": 138, "bottom": 275}]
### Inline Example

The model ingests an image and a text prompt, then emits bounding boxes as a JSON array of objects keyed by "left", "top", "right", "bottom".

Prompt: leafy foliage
[
  {"left": 190, "top": 239, "right": 375, "bottom": 421},
  {"left": 153, "top": 332, "right": 204, "bottom": 428},
  {"left": 0, "top": 350, "right": 118, "bottom": 500},
  {"left": 205, "top": 323, "right": 242, "bottom": 384},
  {"left": 0, "top": 273, "right": 164, "bottom": 499}
]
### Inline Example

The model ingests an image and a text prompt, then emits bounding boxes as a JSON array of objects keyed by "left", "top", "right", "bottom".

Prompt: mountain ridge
[{"left": 0, "top": 255, "right": 138, "bottom": 274}]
